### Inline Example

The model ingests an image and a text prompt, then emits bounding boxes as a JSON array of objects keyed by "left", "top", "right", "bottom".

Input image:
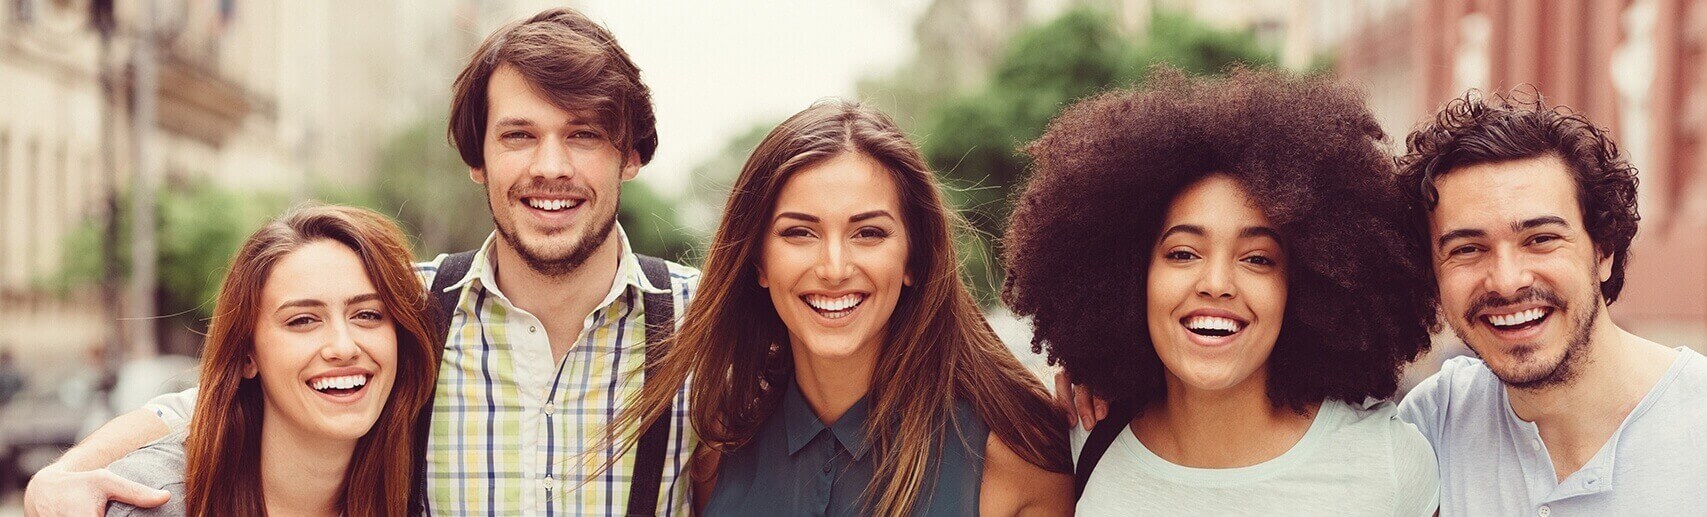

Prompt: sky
[{"left": 578, "top": 0, "right": 933, "bottom": 197}]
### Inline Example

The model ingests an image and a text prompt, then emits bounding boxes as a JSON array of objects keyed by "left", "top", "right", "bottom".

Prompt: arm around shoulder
[{"left": 980, "top": 432, "right": 1074, "bottom": 517}]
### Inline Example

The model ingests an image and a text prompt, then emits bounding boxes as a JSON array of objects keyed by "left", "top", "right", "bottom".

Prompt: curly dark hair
[
  {"left": 1395, "top": 89, "right": 1641, "bottom": 305},
  {"left": 1002, "top": 67, "right": 1436, "bottom": 410}
]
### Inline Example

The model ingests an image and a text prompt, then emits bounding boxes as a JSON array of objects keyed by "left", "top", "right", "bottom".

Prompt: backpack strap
[
  {"left": 1075, "top": 399, "right": 1139, "bottom": 499},
  {"left": 626, "top": 254, "right": 676, "bottom": 516},
  {"left": 411, "top": 250, "right": 478, "bottom": 515}
]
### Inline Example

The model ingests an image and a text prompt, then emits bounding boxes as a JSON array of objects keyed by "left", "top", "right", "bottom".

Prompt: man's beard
[
  {"left": 1453, "top": 283, "right": 1600, "bottom": 391},
  {"left": 488, "top": 184, "right": 620, "bottom": 278}
]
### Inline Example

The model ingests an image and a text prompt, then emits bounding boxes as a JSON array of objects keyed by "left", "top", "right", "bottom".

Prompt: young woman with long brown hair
[
  {"left": 104, "top": 204, "right": 440, "bottom": 516},
  {"left": 605, "top": 99, "right": 1072, "bottom": 516}
]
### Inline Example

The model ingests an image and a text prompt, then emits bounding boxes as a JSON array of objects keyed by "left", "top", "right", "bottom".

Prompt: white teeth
[
  {"left": 1185, "top": 316, "right": 1243, "bottom": 332},
  {"left": 310, "top": 374, "right": 368, "bottom": 391},
  {"left": 805, "top": 294, "right": 866, "bottom": 312},
  {"left": 1489, "top": 308, "right": 1546, "bottom": 327},
  {"left": 526, "top": 198, "right": 579, "bottom": 211}
]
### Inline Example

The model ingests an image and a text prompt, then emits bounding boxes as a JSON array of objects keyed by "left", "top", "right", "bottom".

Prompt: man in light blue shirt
[{"left": 1393, "top": 90, "right": 1707, "bottom": 516}]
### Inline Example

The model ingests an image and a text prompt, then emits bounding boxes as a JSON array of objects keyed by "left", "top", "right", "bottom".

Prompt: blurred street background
[{"left": 2, "top": 0, "right": 1704, "bottom": 508}]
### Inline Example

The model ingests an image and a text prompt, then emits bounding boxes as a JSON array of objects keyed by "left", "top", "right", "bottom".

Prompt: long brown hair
[
  {"left": 612, "top": 99, "right": 1069, "bottom": 515},
  {"left": 182, "top": 204, "right": 440, "bottom": 516}
]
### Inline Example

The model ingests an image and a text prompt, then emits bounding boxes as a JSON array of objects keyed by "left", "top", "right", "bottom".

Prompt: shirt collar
[
  {"left": 441, "top": 224, "right": 668, "bottom": 303},
  {"left": 783, "top": 379, "right": 874, "bottom": 460}
]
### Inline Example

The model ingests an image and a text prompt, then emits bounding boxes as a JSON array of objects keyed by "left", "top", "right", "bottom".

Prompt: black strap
[
  {"left": 412, "top": 250, "right": 478, "bottom": 515},
  {"left": 626, "top": 254, "right": 676, "bottom": 516},
  {"left": 1074, "top": 399, "right": 1138, "bottom": 499}
]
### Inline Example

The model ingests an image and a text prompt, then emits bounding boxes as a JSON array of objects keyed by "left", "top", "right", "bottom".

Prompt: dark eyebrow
[
  {"left": 1437, "top": 228, "right": 1488, "bottom": 251},
  {"left": 275, "top": 299, "right": 326, "bottom": 312},
  {"left": 1158, "top": 224, "right": 1205, "bottom": 242},
  {"left": 849, "top": 210, "right": 895, "bottom": 223},
  {"left": 1513, "top": 216, "right": 1569, "bottom": 232},
  {"left": 1239, "top": 226, "right": 1282, "bottom": 241},
  {"left": 493, "top": 117, "right": 533, "bottom": 129},
  {"left": 275, "top": 293, "right": 381, "bottom": 313},
  {"left": 775, "top": 212, "right": 819, "bottom": 223}
]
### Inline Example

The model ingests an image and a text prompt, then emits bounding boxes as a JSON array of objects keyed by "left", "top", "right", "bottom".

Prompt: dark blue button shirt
[{"left": 703, "top": 381, "right": 989, "bottom": 516}]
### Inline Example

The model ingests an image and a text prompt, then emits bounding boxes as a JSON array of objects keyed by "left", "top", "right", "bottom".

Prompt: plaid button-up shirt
[{"left": 420, "top": 230, "right": 698, "bottom": 516}]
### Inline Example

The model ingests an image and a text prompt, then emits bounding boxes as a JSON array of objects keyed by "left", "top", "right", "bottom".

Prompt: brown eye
[
  {"left": 1164, "top": 250, "right": 1199, "bottom": 261},
  {"left": 853, "top": 227, "right": 889, "bottom": 240}
]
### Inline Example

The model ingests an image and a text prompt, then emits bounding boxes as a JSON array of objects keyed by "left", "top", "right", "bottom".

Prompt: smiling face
[
  {"left": 249, "top": 239, "right": 399, "bottom": 442},
  {"left": 1146, "top": 174, "right": 1288, "bottom": 394},
  {"left": 1430, "top": 155, "right": 1609, "bottom": 389},
  {"left": 473, "top": 64, "right": 639, "bottom": 276},
  {"left": 760, "top": 152, "right": 912, "bottom": 364}
]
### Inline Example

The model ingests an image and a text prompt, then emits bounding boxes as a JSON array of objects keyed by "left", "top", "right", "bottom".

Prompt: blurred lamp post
[{"left": 126, "top": 0, "right": 159, "bottom": 358}]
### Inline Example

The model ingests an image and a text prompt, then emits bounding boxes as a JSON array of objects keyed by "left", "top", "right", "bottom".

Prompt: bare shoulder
[{"left": 980, "top": 432, "right": 1073, "bottom": 517}]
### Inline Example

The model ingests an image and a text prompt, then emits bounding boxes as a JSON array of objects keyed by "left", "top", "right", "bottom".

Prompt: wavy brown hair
[
  {"left": 183, "top": 204, "right": 440, "bottom": 516},
  {"left": 1396, "top": 88, "right": 1641, "bottom": 306},
  {"left": 1004, "top": 67, "right": 1435, "bottom": 411},
  {"left": 448, "top": 7, "right": 658, "bottom": 168},
  {"left": 609, "top": 99, "right": 1069, "bottom": 515}
]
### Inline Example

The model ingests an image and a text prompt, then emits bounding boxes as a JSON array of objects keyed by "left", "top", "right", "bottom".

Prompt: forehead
[
  {"left": 485, "top": 64, "right": 593, "bottom": 126},
  {"left": 261, "top": 240, "right": 377, "bottom": 305},
  {"left": 1162, "top": 174, "right": 1271, "bottom": 230},
  {"left": 774, "top": 153, "right": 902, "bottom": 215},
  {"left": 1430, "top": 154, "right": 1583, "bottom": 234}
]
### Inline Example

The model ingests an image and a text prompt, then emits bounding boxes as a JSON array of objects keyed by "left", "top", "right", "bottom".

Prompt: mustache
[
  {"left": 508, "top": 178, "right": 590, "bottom": 199},
  {"left": 1464, "top": 286, "right": 1567, "bottom": 324}
]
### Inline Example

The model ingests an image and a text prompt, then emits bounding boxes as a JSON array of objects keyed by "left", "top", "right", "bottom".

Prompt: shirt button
[
  {"left": 823, "top": 463, "right": 832, "bottom": 474},
  {"left": 543, "top": 403, "right": 556, "bottom": 415},
  {"left": 1538, "top": 505, "right": 1550, "bottom": 517},
  {"left": 1531, "top": 439, "right": 1543, "bottom": 451},
  {"left": 543, "top": 475, "right": 555, "bottom": 488},
  {"left": 529, "top": 325, "right": 538, "bottom": 334}
]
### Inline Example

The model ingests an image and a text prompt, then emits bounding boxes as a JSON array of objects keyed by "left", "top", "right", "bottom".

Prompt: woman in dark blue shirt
[{"left": 611, "top": 99, "right": 1073, "bottom": 516}]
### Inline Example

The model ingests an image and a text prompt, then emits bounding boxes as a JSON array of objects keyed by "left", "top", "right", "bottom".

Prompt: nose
[
  {"left": 320, "top": 319, "right": 364, "bottom": 363},
  {"left": 1195, "top": 257, "right": 1236, "bottom": 300},
  {"left": 531, "top": 135, "right": 575, "bottom": 180},
  {"left": 814, "top": 238, "right": 854, "bottom": 284},
  {"left": 1483, "top": 246, "right": 1535, "bottom": 298}
]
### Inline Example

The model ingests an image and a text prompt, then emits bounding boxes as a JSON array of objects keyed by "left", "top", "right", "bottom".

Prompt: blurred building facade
[{"left": 0, "top": 0, "right": 550, "bottom": 378}]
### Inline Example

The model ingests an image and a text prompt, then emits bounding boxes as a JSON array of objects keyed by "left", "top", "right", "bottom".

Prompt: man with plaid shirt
[{"left": 25, "top": 8, "right": 700, "bottom": 516}]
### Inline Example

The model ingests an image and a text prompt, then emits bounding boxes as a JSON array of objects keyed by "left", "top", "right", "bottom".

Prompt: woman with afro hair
[{"left": 1003, "top": 67, "right": 1440, "bottom": 515}]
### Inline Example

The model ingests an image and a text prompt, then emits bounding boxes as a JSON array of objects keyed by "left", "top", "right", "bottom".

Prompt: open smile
[
  {"left": 518, "top": 194, "right": 587, "bottom": 224},
  {"left": 802, "top": 293, "right": 867, "bottom": 321},
  {"left": 1478, "top": 306, "right": 1555, "bottom": 339},
  {"left": 1179, "top": 309, "right": 1250, "bottom": 347},
  {"left": 306, "top": 372, "right": 373, "bottom": 403}
]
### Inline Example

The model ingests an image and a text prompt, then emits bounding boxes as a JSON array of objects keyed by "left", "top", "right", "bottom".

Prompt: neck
[
  {"left": 490, "top": 229, "right": 623, "bottom": 317},
  {"left": 1134, "top": 365, "right": 1318, "bottom": 468},
  {"left": 1506, "top": 310, "right": 1675, "bottom": 437},
  {"left": 790, "top": 338, "right": 881, "bottom": 425},
  {"left": 259, "top": 414, "right": 356, "bottom": 517}
]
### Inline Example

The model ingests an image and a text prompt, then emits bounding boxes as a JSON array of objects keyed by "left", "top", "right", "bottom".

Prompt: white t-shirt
[{"left": 1073, "top": 398, "right": 1439, "bottom": 516}]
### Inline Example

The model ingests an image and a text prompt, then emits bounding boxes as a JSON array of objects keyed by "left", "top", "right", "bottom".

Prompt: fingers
[
  {"left": 1073, "top": 384, "right": 1097, "bottom": 431},
  {"left": 1053, "top": 370, "right": 1079, "bottom": 428},
  {"left": 99, "top": 470, "right": 172, "bottom": 508}
]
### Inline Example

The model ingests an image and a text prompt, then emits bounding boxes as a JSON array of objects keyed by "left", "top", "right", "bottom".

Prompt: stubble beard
[{"left": 488, "top": 184, "right": 620, "bottom": 278}]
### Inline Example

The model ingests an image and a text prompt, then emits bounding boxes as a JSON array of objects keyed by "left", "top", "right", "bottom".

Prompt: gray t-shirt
[
  {"left": 1399, "top": 347, "right": 1707, "bottom": 516},
  {"left": 1072, "top": 398, "right": 1440, "bottom": 516},
  {"left": 104, "top": 430, "right": 190, "bottom": 517}
]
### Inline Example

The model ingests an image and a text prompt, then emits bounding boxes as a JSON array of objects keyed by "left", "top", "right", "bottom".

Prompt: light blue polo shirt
[{"left": 1399, "top": 347, "right": 1707, "bottom": 516}]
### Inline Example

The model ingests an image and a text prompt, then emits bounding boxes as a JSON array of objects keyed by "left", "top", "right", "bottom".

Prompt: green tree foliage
[
  {"left": 57, "top": 178, "right": 281, "bottom": 341},
  {"left": 919, "top": 8, "right": 1278, "bottom": 302}
]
